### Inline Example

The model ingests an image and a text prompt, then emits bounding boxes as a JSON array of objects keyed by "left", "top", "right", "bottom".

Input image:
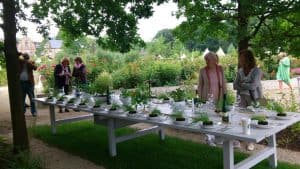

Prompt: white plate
[
  {"left": 152, "top": 100, "right": 164, "bottom": 104},
  {"left": 127, "top": 112, "right": 139, "bottom": 117},
  {"left": 109, "top": 109, "right": 124, "bottom": 114},
  {"left": 147, "top": 116, "right": 164, "bottom": 121},
  {"left": 56, "top": 100, "right": 65, "bottom": 104},
  {"left": 78, "top": 104, "right": 88, "bottom": 108},
  {"left": 92, "top": 107, "right": 105, "bottom": 111},
  {"left": 66, "top": 103, "right": 75, "bottom": 107},
  {"left": 201, "top": 124, "right": 216, "bottom": 129},
  {"left": 252, "top": 124, "right": 273, "bottom": 129},
  {"left": 275, "top": 115, "right": 292, "bottom": 120},
  {"left": 46, "top": 98, "right": 54, "bottom": 102},
  {"left": 173, "top": 120, "right": 188, "bottom": 125}
]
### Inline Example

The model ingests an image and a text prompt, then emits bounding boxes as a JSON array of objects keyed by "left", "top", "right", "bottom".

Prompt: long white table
[{"left": 34, "top": 97, "right": 300, "bottom": 169}]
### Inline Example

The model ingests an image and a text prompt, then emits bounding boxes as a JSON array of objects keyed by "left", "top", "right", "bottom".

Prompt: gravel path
[{"left": 1, "top": 78, "right": 300, "bottom": 168}]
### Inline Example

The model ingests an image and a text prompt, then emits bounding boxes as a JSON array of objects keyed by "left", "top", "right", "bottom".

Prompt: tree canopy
[
  {"left": 31, "top": 0, "right": 168, "bottom": 52},
  {"left": 174, "top": 0, "right": 300, "bottom": 57}
]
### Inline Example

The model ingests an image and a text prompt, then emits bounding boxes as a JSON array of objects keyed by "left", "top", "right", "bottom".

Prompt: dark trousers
[{"left": 20, "top": 81, "right": 36, "bottom": 115}]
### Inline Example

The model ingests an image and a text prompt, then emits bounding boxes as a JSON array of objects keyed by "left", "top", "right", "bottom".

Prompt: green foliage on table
[
  {"left": 110, "top": 103, "right": 120, "bottom": 110},
  {"left": 93, "top": 71, "right": 112, "bottom": 94},
  {"left": 193, "top": 114, "right": 210, "bottom": 123},
  {"left": 120, "top": 88, "right": 131, "bottom": 98},
  {"left": 171, "top": 111, "right": 184, "bottom": 119},
  {"left": 251, "top": 115, "right": 267, "bottom": 122},
  {"left": 94, "top": 99, "right": 102, "bottom": 107},
  {"left": 158, "top": 93, "right": 170, "bottom": 100},
  {"left": 130, "top": 84, "right": 150, "bottom": 106},
  {"left": 150, "top": 108, "right": 161, "bottom": 115},
  {"left": 124, "top": 104, "right": 135, "bottom": 112},
  {"left": 68, "top": 98, "right": 76, "bottom": 103},
  {"left": 170, "top": 88, "right": 186, "bottom": 102},
  {"left": 80, "top": 98, "right": 88, "bottom": 105}
]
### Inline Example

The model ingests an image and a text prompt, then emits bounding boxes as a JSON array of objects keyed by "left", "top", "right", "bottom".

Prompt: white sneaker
[{"left": 247, "top": 143, "right": 255, "bottom": 151}]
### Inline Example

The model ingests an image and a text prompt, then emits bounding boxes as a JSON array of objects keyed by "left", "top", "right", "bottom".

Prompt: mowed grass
[{"left": 30, "top": 121, "right": 300, "bottom": 169}]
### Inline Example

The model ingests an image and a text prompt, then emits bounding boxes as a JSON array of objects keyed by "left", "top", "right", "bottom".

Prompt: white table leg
[
  {"left": 159, "top": 127, "right": 165, "bottom": 140},
  {"left": 49, "top": 105, "right": 56, "bottom": 134},
  {"left": 267, "top": 135, "right": 277, "bottom": 168},
  {"left": 107, "top": 118, "right": 117, "bottom": 157},
  {"left": 223, "top": 139, "right": 234, "bottom": 169}
]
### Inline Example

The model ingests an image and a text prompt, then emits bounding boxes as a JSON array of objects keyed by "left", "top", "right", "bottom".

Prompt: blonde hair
[
  {"left": 61, "top": 57, "right": 70, "bottom": 64},
  {"left": 278, "top": 52, "right": 287, "bottom": 58},
  {"left": 204, "top": 52, "right": 219, "bottom": 64}
]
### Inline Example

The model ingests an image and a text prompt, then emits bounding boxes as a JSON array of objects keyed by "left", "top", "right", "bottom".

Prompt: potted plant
[
  {"left": 109, "top": 103, "right": 123, "bottom": 114},
  {"left": 170, "top": 88, "right": 186, "bottom": 110},
  {"left": 130, "top": 84, "right": 150, "bottom": 111},
  {"left": 193, "top": 113, "right": 209, "bottom": 123},
  {"left": 67, "top": 98, "right": 77, "bottom": 106},
  {"left": 251, "top": 115, "right": 268, "bottom": 125},
  {"left": 92, "top": 99, "right": 104, "bottom": 111},
  {"left": 172, "top": 111, "right": 187, "bottom": 125},
  {"left": 120, "top": 88, "right": 132, "bottom": 105},
  {"left": 78, "top": 98, "right": 88, "bottom": 108},
  {"left": 56, "top": 95, "right": 66, "bottom": 104},
  {"left": 93, "top": 72, "right": 113, "bottom": 103},
  {"left": 124, "top": 104, "right": 138, "bottom": 116},
  {"left": 158, "top": 93, "right": 170, "bottom": 103},
  {"left": 148, "top": 108, "right": 161, "bottom": 120}
]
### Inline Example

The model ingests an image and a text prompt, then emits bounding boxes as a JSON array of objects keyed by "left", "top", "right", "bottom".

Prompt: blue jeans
[{"left": 21, "top": 81, "right": 36, "bottom": 115}]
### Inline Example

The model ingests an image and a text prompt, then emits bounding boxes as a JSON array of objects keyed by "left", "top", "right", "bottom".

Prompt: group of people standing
[
  {"left": 19, "top": 55, "right": 87, "bottom": 116},
  {"left": 197, "top": 49, "right": 292, "bottom": 150},
  {"left": 198, "top": 49, "right": 262, "bottom": 108},
  {"left": 54, "top": 57, "right": 87, "bottom": 113}
]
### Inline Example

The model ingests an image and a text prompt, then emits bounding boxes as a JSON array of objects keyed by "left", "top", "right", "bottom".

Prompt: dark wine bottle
[{"left": 222, "top": 93, "right": 227, "bottom": 112}]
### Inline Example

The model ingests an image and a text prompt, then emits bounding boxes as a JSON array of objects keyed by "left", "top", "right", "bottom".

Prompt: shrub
[
  {"left": 0, "top": 69, "right": 7, "bottom": 86},
  {"left": 93, "top": 71, "right": 113, "bottom": 94}
]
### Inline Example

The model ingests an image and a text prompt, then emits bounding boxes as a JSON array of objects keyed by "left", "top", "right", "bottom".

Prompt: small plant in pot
[
  {"left": 158, "top": 93, "right": 170, "bottom": 103},
  {"left": 148, "top": 108, "right": 161, "bottom": 119},
  {"left": 172, "top": 111, "right": 186, "bottom": 124},
  {"left": 193, "top": 113, "right": 209, "bottom": 123},
  {"left": 56, "top": 95, "right": 66, "bottom": 104},
  {"left": 67, "top": 98, "right": 76, "bottom": 106},
  {"left": 120, "top": 88, "right": 132, "bottom": 105},
  {"left": 274, "top": 102, "right": 286, "bottom": 116},
  {"left": 130, "top": 84, "right": 150, "bottom": 111},
  {"left": 252, "top": 115, "right": 268, "bottom": 125},
  {"left": 124, "top": 104, "right": 138, "bottom": 116},
  {"left": 93, "top": 99, "right": 102, "bottom": 108},
  {"left": 170, "top": 88, "right": 186, "bottom": 102},
  {"left": 79, "top": 98, "right": 88, "bottom": 107},
  {"left": 93, "top": 71, "right": 113, "bottom": 104},
  {"left": 109, "top": 103, "right": 123, "bottom": 114}
]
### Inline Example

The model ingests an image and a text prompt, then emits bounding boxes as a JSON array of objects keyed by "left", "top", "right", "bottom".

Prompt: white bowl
[
  {"left": 147, "top": 115, "right": 162, "bottom": 121},
  {"left": 275, "top": 115, "right": 291, "bottom": 120},
  {"left": 173, "top": 119, "right": 188, "bottom": 125},
  {"left": 92, "top": 107, "right": 105, "bottom": 111},
  {"left": 78, "top": 104, "right": 88, "bottom": 109},
  {"left": 253, "top": 123, "right": 273, "bottom": 129},
  {"left": 109, "top": 109, "right": 124, "bottom": 114}
]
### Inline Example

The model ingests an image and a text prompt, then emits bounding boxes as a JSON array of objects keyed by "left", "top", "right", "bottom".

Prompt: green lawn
[{"left": 30, "top": 121, "right": 300, "bottom": 169}]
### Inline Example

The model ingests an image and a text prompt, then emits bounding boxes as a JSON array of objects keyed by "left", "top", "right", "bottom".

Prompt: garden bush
[{"left": 0, "top": 69, "right": 7, "bottom": 86}]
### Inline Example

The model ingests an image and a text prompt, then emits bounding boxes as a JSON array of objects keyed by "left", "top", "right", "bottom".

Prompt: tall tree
[
  {"left": 174, "top": 0, "right": 300, "bottom": 54},
  {"left": 32, "top": 0, "right": 169, "bottom": 53},
  {"left": 2, "top": 0, "right": 29, "bottom": 151}
]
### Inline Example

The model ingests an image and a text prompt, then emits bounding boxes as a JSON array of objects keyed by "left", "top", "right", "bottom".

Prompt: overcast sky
[{"left": 0, "top": 2, "right": 184, "bottom": 42}]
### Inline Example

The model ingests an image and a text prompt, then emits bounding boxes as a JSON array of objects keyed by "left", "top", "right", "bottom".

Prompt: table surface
[{"left": 35, "top": 97, "right": 300, "bottom": 143}]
